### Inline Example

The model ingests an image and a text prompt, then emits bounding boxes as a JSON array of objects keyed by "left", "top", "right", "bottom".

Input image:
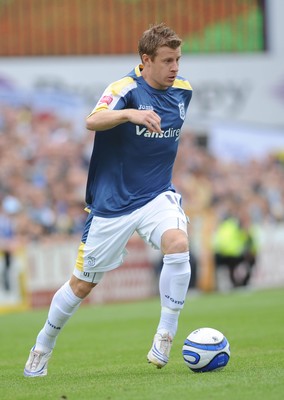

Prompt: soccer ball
[{"left": 182, "top": 327, "right": 230, "bottom": 372}]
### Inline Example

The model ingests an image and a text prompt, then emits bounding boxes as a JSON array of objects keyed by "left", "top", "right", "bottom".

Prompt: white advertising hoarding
[{"left": 0, "top": 53, "right": 283, "bottom": 129}]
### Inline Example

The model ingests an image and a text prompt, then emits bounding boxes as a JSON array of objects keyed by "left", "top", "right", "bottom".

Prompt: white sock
[
  {"left": 157, "top": 307, "right": 180, "bottom": 338},
  {"left": 157, "top": 252, "right": 191, "bottom": 338},
  {"left": 35, "top": 281, "right": 82, "bottom": 353}
]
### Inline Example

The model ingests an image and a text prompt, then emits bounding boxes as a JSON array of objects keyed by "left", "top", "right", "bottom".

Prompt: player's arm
[
  {"left": 86, "top": 109, "right": 131, "bottom": 131},
  {"left": 86, "top": 109, "right": 162, "bottom": 133}
]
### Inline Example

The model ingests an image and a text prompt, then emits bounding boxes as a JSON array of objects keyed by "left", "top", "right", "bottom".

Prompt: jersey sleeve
[
  {"left": 173, "top": 77, "right": 192, "bottom": 91},
  {"left": 88, "top": 76, "right": 137, "bottom": 117}
]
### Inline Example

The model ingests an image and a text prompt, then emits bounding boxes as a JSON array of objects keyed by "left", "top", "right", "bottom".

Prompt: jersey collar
[{"left": 135, "top": 64, "right": 144, "bottom": 77}]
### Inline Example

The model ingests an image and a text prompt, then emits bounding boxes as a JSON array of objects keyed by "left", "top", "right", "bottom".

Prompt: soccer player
[{"left": 24, "top": 23, "right": 193, "bottom": 377}]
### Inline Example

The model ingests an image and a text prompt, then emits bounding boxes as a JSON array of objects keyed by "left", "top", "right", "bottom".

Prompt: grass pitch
[{"left": 1, "top": 287, "right": 283, "bottom": 400}]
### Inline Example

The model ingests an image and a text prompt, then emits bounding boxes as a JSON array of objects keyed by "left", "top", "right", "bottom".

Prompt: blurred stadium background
[{"left": 0, "top": 0, "right": 283, "bottom": 312}]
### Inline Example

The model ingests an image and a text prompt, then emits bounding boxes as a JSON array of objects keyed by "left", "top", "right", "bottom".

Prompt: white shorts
[{"left": 73, "top": 191, "right": 188, "bottom": 282}]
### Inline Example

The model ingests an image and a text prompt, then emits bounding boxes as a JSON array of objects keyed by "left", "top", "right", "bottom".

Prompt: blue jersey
[{"left": 86, "top": 65, "right": 192, "bottom": 217}]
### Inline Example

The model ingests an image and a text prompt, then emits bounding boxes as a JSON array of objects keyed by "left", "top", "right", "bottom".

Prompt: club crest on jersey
[
  {"left": 98, "top": 95, "right": 113, "bottom": 105},
  {"left": 179, "top": 102, "right": 185, "bottom": 120}
]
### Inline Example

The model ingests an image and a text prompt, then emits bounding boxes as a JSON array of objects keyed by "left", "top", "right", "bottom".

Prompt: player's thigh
[
  {"left": 137, "top": 191, "right": 189, "bottom": 252},
  {"left": 74, "top": 212, "right": 136, "bottom": 277}
]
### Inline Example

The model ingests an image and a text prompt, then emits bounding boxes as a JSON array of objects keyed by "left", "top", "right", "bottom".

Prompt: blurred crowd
[
  {"left": 174, "top": 132, "right": 284, "bottom": 225},
  {"left": 0, "top": 103, "right": 91, "bottom": 247},
  {"left": 173, "top": 133, "right": 284, "bottom": 288},
  {"left": 1, "top": 102, "right": 284, "bottom": 290}
]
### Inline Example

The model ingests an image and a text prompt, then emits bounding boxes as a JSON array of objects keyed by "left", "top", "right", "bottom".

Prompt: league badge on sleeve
[{"left": 98, "top": 94, "right": 113, "bottom": 106}]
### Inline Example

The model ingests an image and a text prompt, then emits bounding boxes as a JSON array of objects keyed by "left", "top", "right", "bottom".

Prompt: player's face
[{"left": 142, "top": 46, "right": 181, "bottom": 90}]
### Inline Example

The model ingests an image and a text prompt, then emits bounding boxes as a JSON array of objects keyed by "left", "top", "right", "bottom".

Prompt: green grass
[{"left": 1, "top": 288, "right": 283, "bottom": 400}]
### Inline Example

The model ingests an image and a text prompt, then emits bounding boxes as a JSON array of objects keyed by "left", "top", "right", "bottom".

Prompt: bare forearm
[
  {"left": 86, "top": 108, "right": 162, "bottom": 133},
  {"left": 86, "top": 110, "right": 130, "bottom": 131}
]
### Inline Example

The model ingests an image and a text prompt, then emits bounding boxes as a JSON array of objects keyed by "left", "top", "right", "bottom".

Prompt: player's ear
[{"left": 142, "top": 53, "right": 151, "bottom": 65}]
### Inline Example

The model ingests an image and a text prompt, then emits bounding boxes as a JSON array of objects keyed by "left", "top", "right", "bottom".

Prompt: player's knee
[
  {"left": 69, "top": 276, "right": 97, "bottom": 299},
  {"left": 162, "top": 230, "right": 189, "bottom": 254}
]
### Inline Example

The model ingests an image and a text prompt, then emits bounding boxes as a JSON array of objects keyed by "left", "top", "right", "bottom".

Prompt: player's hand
[{"left": 128, "top": 109, "right": 162, "bottom": 133}]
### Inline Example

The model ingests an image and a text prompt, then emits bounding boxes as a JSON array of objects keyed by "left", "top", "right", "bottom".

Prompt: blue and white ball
[{"left": 182, "top": 327, "right": 230, "bottom": 372}]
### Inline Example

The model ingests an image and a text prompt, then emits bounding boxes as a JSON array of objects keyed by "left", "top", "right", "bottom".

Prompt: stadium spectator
[
  {"left": 212, "top": 202, "right": 258, "bottom": 288},
  {"left": 0, "top": 196, "right": 22, "bottom": 291}
]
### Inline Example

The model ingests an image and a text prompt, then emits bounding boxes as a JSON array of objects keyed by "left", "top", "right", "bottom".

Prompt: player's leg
[
  {"left": 24, "top": 211, "right": 136, "bottom": 377},
  {"left": 23, "top": 277, "right": 101, "bottom": 377},
  {"left": 157, "top": 228, "right": 190, "bottom": 335},
  {"left": 148, "top": 229, "right": 191, "bottom": 368},
  {"left": 137, "top": 191, "right": 191, "bottom": 368}
]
